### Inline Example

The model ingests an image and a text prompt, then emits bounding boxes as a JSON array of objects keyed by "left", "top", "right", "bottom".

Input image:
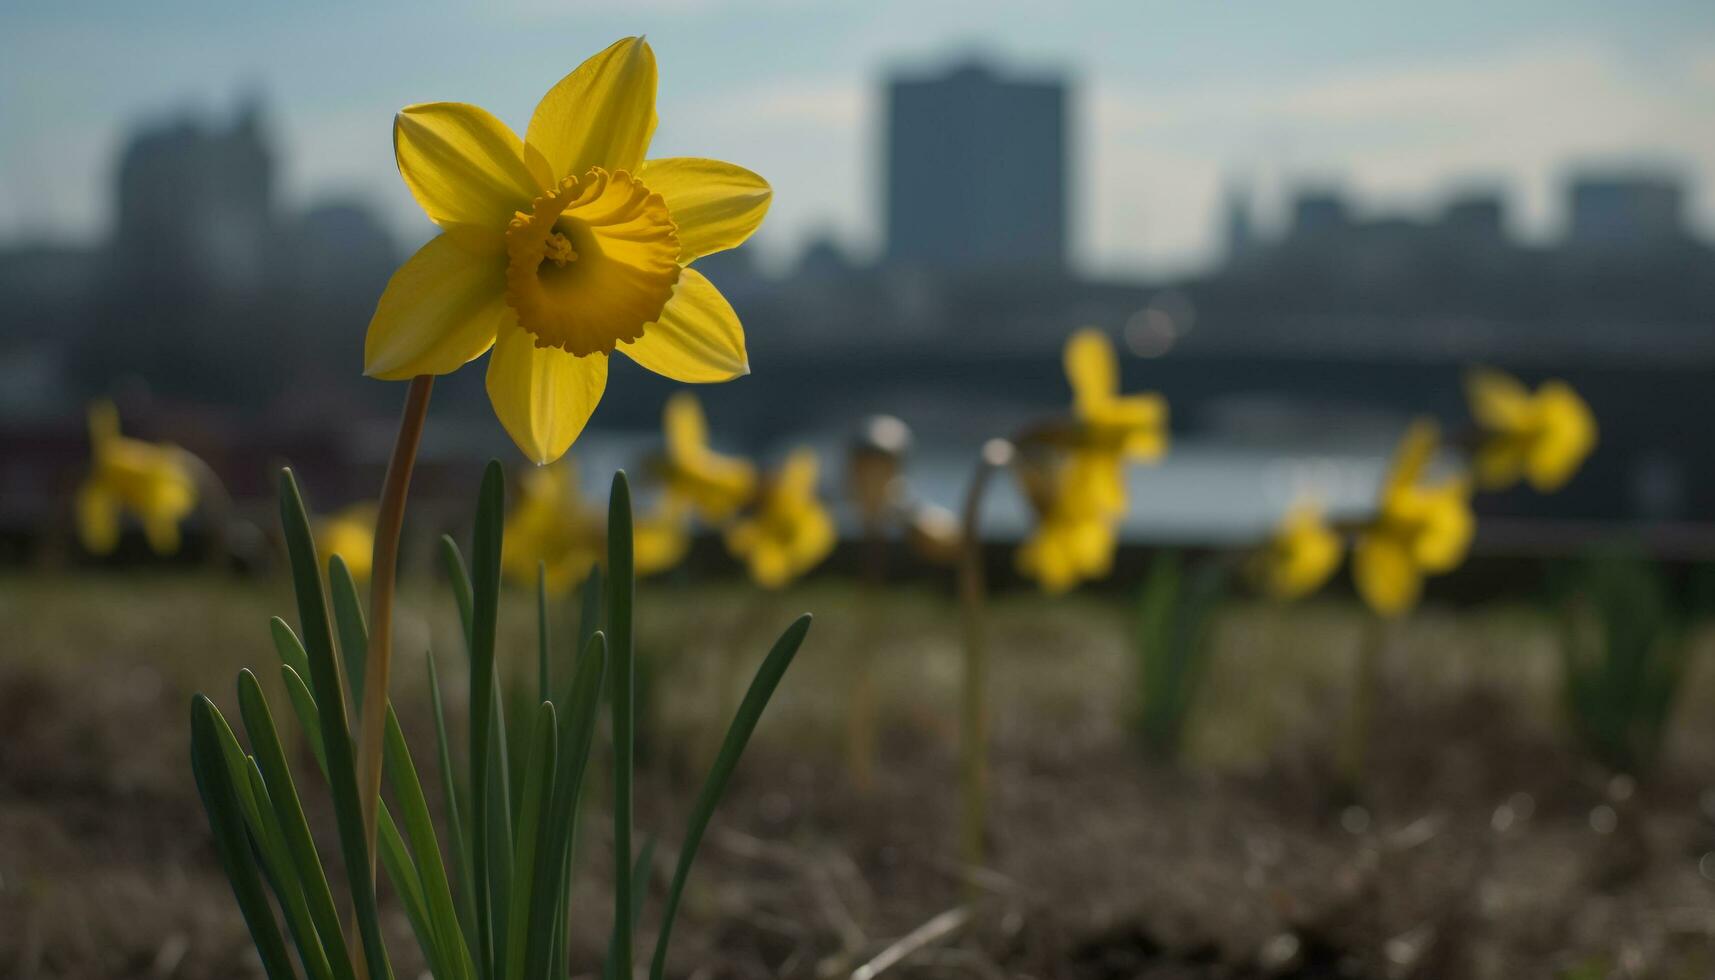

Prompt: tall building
[
  {"left": 1567, "top": 171, "right": 1686, "bottom": 254},
  {"left": 112, "top": 95, "right": 276, "bottom": 296},
  {"left": 884, "top": 59, "right": 1068, "bottom": 275}
]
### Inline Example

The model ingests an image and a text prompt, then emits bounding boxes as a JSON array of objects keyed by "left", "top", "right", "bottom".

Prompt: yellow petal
[
  {"left": 485, "top": 320, "right": 608, "bottom": 464},
  {"left": 663, "top": 392, "right": 709, "bottom": 460},
  {"left": 640, "top": 157, "right": 772, "bottom": 263},
  {"left": 1354, "top": 532, "right": 1420, "bottom": 618},
  {"left": 394, "top": 103, "right": 540, "bottom": 229},
  {"left": 365, "top": 229, "right": 507, "bottom": 380},
  {"left": 1383, "top": 418, "right": 1440, "bottom": 497},
  {"left": 1465, "top": 368, "right": 1532, "bottom": 432},
  {"left": 618, "top": 270, "right": 749, "bottom": 382},
  {"left": 1527, "top": 382, "right": 1596, "bottom": 492},
  {"left": 76, "top": 482, "right": 120, "bottom": 555},
  {"left": 1064, "top": 328, "right": 1117, "bottom": 416},
  {"left": 527, "top": 37, "right": 657, "bottom": 183},
  {"left": 141, "top": 512, "right": 182, "bottom": 556},
  {"left": 1410, "top": 484, "right": 1474, "bottom": 573}
]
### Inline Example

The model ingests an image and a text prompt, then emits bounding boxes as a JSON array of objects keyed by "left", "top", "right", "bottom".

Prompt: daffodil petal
[
  {"left": 365, "top": 229, "right": 507, "bottom": 380},
  {"left": 486, "top": 319, "right": 608, "bottom": 464},
  {"left": 640, "top": 157, "right": 772, "bottom": 263},
  {"left": 1354, "top": 532, "right": 1419, "bottom": 618},
  {"left": 527, "top": 36, "right": 657, "bottom": 182},
  {"left": 1064, "top": 329, "right": 1118, "bottom": 416},
  {"left": 618, "top": 270, "right": 749, "bottom": 382},
  {"left": 395, "top": 103, "right": 540, "bottom": 229}
]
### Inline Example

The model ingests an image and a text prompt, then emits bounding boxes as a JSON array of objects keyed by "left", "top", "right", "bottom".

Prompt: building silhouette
[{"left": 884, "top": 59, "right": 1068, "bottom": 275}]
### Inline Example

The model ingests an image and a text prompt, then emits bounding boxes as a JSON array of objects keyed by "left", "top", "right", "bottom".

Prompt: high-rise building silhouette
[{"left": 884, "top": 60, "right": 1068, "bottom": 275}]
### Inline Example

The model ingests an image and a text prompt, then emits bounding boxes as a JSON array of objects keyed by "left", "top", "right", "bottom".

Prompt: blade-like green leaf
[
  {"left": 279, "top": 469, "right": 393, "bottom": 980},
  {"left": 427, "top": 645, "right": 479, "bottom": 957},
  {"left": 502, "top": 702, "right": 558, "bottom": 980},
  {"left": 538, "top": 562, "right": 551, "bottom": 704},
  {"left": 279, "top": 665, "right": 440, "bottom": 978},
  {"left": 529, "top": 633, "right": 608, "bottom": 980},
  {"left": 649, "top": 614, "right": 813, "bottom": 980},
  {"left": 607, "top": 471, "right": 636, "bottom": 980},
  {"left": 605, "top": 836, "right": 656, "bottom": 980},
  {"left": 238, "top": 669, "right": 357, "bottom": 980},
  {"left": 190, "top": 695, "right": 297, "bottom": 980},
  {"left": 386, "top": 703, "right": 476, "bottom": 980},
  {"left": 329, "top": 554, "right": 369, "bottom": 710},
  {"left": 440, "top": 533, "right": 475, "bottom": 651},
  {"left": 269, "top": 617, "right": 312, "bottom": 686},
  {"left": 468, "top": 461, "right": 505, "bottom": 977},
  {"left": 244, "top": 758, "right": 338, "bottom": 980}
]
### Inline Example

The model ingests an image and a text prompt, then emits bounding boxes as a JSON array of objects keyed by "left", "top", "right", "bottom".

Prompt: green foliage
[
  {"left": 1555, "top": 550, "right": 1692, "bottom": 774},
  {"left": 1133, "top": 552, "right": 1227, "bottom": 759},
  {"left": 189, "top": 466, "right": 811, "bottom": 979}
]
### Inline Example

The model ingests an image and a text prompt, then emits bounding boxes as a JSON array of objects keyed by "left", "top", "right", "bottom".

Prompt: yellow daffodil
[
  {"left": 1253, "top": 502, "right": 1343, "bottom": 601},
  {"left": 76, "top": 400, "right": 198, "bottom": 556},
  {"left": 1353, "top": 421, "right": 1475, "bottom": 617},
  {"left": 632, "top": 496, "right": 692, "bottom": 578},
  {"left": 315, "top": 504, "right": 378, "bottom": 584},
  {"left": 1060, "top": 328, "right": 1168, "bottom": 514},
  {"left": 659, "top": 392, "right": 756, "bottom": 523},
  {"left": 503, "top": 461, "right": 688, "bottom": 593},
  {"left": 502, "top": 463, "right": 605, "bottom": 594},
  {"left": 725, "top": 449, "right": 835, "bottom": 588},
  {"left": 1013, "top": 448, "right": 1119, "bottom": 594},
  {"left": 365, "top": 37, "right": 771, "bottom": 464},
  {"left": 1465, "top": 368, "right": 1597, "bottom": 493}
]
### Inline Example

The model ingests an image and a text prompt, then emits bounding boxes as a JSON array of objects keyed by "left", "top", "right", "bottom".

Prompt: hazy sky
[{"left": 4, "top": 0, "right": 1713, "bottom": 276}]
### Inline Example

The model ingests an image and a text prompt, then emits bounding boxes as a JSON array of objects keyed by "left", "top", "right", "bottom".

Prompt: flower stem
[
  {"left": 355, "top": 374, "right": 434, "bottom": 878},
  {"left": 957, "top": 439, "right": 1013, "bottom": 880}
]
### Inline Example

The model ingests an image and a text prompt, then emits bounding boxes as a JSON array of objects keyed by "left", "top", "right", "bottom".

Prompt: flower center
[{"left": 504, "top": 168, "right": 682, "bottom": 356}]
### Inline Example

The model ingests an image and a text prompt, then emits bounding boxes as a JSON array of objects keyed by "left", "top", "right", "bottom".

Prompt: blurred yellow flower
[
  {"left": 502, "top": 463, "right": 604, "bottom": 594},
  {"left": 1254, "top": 502, "right": 1343, "bottom": 601},
  {"left": 315, "top": 504, "right": 378, "bottom": 584},
  {"left": 1465, "top": 368, "right": 1597, "bottom": 493},
  {"left": 1061, "top": 328, "right": 1168, "bottom": 514},
  {"left": 1014, "top": 448, "right": 1119, "bottom": 594},
  {"left": 364, "top": 37, "right": 771, "bottom": 464},
  {"left": 1353, "top": 421, "right": 1475, "bottom": 617},
  {"left": 659, "top": 392, "right": 757, "bottom": 523},
  {"left": 725, "top": 449, "right": 835, "bottom": 588},
  {"left": 76, "top": 401, "right": 198, "bottom": 556},
  {"left": 503, "top": 461, "right": 688, "bottom": 594}
]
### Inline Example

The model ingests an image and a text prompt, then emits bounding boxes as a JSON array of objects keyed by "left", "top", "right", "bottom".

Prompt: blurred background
[{"left": 6, "top": 3, "right": 1715, "bottom": 978}]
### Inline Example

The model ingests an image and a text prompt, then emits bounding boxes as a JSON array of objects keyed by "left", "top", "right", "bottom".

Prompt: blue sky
[{"left": 3, "top": 0, "right": 1713, "bottom": 275}]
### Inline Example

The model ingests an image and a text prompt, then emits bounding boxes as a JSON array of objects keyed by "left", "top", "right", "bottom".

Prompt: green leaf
[
  {"left": 279, "top": 664, "right": 440, "bottom": 979},
  {"left": 529, "top": 633, "right": 608, "bottom": 980},
  {"left": 468, "top": 461, "right": 505, "bottom": 977},
  {"left": 329, "top": 554, "right": 369, "bottom": 711},
  {"left": 649, "top": 614, "right": 813, "bottom": 980},
  {"left": 243, "top": 757, "right": 338, "bottom": 980},
  {"left": 385, "top": 703, "right": 476, "bottom": 980},
  {"left": 538, "top": 562, "right": 552, "bottom": 704},
  {"left": 607, "top": 471, "right": 637, "bottom": 980},
  {"left": 238, "top": 669, "right": 357, "bottom": 980},
  {"left": 502, "top": 702, "right": 558, "bottom": 980},
  {"left": 190, "top": 695, "right": 297, "bottom": 980},
  {"left": 278, "top": 468, "right": 393, "bottom": 980},
  {"left": 605, "top": 836, "right": 656, "bottom": 980},
  {"left": 440, "top": 534, "right": 476, "bottom": 651},
  {"left": 269, "top": 617, "right": 312, "bottom": 685},
  {"left": 427, "top": 645, "right": 479, "bottom": 958}
]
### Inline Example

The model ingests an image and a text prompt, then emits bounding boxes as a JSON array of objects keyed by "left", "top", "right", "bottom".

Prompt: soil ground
[{"left": 4, "top": 573, "right": 1715, "bottom": 979}]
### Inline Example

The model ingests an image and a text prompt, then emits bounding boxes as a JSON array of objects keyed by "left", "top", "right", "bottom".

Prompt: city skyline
[{"left": 3, "top": 1, "right": 1714, "bottom": 276}]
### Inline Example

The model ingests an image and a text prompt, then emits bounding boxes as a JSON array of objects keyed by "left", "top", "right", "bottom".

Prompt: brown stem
[
  {"left": 354, "top": 374, "right": 434, "bottom": 877},
  {"left": 957, "top": 439, "right": 1013, "bottom": 876}
]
